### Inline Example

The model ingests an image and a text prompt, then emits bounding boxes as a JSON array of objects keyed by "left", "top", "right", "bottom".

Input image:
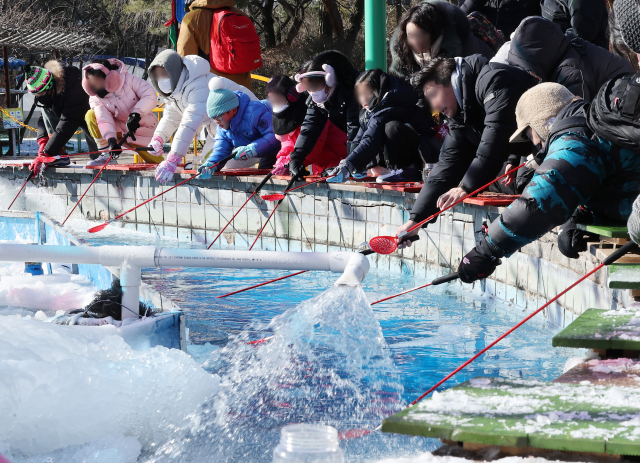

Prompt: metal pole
[
  {"left": 2, "top": 45, "right": 14, "bottom": 158},
  {"left": 365, "top": 0, "right": 387, "bottom": 71}
]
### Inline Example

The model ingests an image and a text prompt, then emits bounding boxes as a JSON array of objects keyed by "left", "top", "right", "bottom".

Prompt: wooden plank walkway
[
  {"left": 552, "top": 309, "right": 640, "bottom": 351},
  {"left": 381, "top": 377, "right": 640, "bottom": 455}
]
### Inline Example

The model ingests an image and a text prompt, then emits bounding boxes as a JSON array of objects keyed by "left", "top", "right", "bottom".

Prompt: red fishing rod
[
  {"left": 368, "top": 162, "right": 527, "bottom": 255},
  {"left": 61, "top": 133, "right": 146, "bottom": 225},
  {"left": 337, "top": 241, "right": 639, "bottom": 440},
  {"left": 87, "top": 153, "right": 235, "bottom": 233},
  {"left": 37, "top": 146, "right": 152, "bottom": 163},
  {"left": 7, "top": 171, "right": 34, "bottom": 210},
  {"left": 207, "top": 171, "right": 274, "bottom": 250}
]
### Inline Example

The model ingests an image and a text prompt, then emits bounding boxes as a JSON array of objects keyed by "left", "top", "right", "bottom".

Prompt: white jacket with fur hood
[{"left": 148, "top": 52, "right": 257, "bottom": 157}]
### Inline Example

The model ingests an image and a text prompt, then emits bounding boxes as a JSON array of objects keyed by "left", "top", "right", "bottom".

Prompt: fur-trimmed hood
[{"left": 44, "top": 60, "right": 65, "bottom": 94}]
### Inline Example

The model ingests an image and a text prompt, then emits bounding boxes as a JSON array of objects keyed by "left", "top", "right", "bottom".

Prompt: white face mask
[
  {"left": 309, "top": 87, "right": 330, "bottom": 104},
  {"left": 272, "top": 103, "right": 288, "bottom": 114},
  {"left": 157, "top": 77, "right": 173, "bottom": 94}
]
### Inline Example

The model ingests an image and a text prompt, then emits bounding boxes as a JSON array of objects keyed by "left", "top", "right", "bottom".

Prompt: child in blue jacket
[{"left": 198, "top": 78, "right": 279, "bottom": 178}]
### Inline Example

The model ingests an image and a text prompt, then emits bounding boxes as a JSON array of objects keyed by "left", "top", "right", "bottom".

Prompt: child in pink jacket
[
  {"left": 266, "top": 75, "right": 346, "bottom": 175},
  {"left": 82, "top": 58, "right": 159, "bottom": 166}
]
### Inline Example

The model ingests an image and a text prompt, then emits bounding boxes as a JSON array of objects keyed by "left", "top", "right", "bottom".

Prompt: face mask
[
  {"left": 309, "top": 87, "right": 329, "bottom": 104},
  {"left": 272, "top": 103, "right": 288, "bottom": 114},
  {"left": 96, "top": 88, "right": 109, "bottom": 99},
  {"left": 158, "top": 77, "right": 172, "bottom": 94},
  {"left": 35, "top": 91, "right": 53, "bottom": 107}
]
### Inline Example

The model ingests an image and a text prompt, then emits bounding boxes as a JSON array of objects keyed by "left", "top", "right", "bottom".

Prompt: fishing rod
[
  {"left": 370, "top": 272, "right": 459, "bottom": 305},
  {"left": 207, "top": 171, "right": 274, "bottom": 250},
  {"left": 338, "top": 240, "right": 639, "bottom": 440},
  {"left": 62, "top": 132, "right": 135, "bottom": 226},
  {"left": 368, "top": 162, "right": 527, "bottom": 255},
  {"left": 87, "top": 153, "right": 235, "bottom": 233},
  {"left": 38, "top": 146, "right": 152, "bottom": 163},
  {"left": 248, "top": 177, "right": 297, "bottom": 250},
  {"left": 7, "top": 171, "right": 34, "bottom": 210}
]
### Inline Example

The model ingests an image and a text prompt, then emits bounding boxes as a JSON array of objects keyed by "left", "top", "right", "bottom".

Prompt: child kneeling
[{"left": 198, "top": 78, "right": 279, "bottom": 178}]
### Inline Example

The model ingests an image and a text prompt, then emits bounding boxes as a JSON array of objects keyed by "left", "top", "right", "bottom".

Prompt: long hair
[
  {"left": 394, "top": 4, "right": 444, "bottom": 75},
  {"left": 299, "top": 50, "right": 358, "bottom": 89},
  {"left": 609, "top": 8, "right": 640, "bottom": 72},
  {"left": 355, "top": 68, "right": 385, "bottom": 99}
]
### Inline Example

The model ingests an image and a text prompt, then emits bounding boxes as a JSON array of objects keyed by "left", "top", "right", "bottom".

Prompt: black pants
[
  {"left": 37, "top": 110, "right": 98, "bottom": 158},
  {"left": 383, "top": 121, "right": 422, "bottom": 170}
]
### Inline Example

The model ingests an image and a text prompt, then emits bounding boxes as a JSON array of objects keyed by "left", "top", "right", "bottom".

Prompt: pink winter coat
[{"left": 82, "top": 59, "right": 158, "bottom": 147}]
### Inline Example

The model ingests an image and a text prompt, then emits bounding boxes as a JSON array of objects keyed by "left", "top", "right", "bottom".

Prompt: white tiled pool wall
[{"left": 2, "top": 167, "right": 631, "bottom": 327}]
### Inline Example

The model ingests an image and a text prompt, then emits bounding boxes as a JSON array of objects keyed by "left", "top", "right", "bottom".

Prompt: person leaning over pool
[
  {"left": 448, "top": 83, "right": 640, "bottom": 283},
  {"left": 197, "top": 78, "right": 279, "bottom": 179}
]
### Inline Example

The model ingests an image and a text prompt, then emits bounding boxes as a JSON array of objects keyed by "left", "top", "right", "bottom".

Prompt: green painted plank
[
  {"left": 382, "top": 377, "right": 640, "bottom": 455},
  {"left": 576, "top": 224, "right": 629, "bottom": 238},
  {"left": 608, "top": 264, "right": 640, "bottom": 289},
  {"left": 552, "top": 308, "right": 640, "bottom": 351}
]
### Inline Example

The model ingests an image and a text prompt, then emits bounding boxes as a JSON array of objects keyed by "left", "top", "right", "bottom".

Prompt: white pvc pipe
[{"left": 0, "top": 244, "right": 370, "bottom": 318}]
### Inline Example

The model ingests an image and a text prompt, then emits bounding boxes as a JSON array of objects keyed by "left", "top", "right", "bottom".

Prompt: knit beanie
[
  {"left": 206, "top": 77, "right": 240, "bottom": 118},
  {"left": 24, "top": 65, "right": 53, "bottom": 93},
  {"left": 614, "top": 0, "right": 640, "bottom": 53},
  {"left": 510, "top": 83, "right": 576, "bottom": 143}
]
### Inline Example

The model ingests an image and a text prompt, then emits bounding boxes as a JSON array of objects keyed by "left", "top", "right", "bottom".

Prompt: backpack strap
[{"left": 620, "top": 75, "right": 640, "bottom": 120}]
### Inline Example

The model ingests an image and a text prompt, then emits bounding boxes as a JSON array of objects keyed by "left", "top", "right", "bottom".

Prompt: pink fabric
[
  {"left": 81, "top": 61, "right": 121, "bottom": 95},
  {"left": 83, "top": 59, "right": 158, "bottom": 147},
  {"left": 274, "top": 120, "right": 346, "bottom": 175}
]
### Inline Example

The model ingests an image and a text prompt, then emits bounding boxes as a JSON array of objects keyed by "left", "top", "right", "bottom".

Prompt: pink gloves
[
  {"left": 155, "top": 152, "right": 181, "bottom": 183},
  {"left": 149, "top": 135, "right": 164, "bottom": 157}
]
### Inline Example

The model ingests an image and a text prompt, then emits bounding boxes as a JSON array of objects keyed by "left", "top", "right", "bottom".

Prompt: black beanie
[
  {"left": 266, "top": 75, "right": 301, "bottom": 102},
  {"left": 615, "top": 0, "right": 640, "bottom": 53}
]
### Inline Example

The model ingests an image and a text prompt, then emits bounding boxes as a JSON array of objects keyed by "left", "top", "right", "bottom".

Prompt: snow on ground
[{"left": 376, "top": 453, "right": 586, "bottom": 463}]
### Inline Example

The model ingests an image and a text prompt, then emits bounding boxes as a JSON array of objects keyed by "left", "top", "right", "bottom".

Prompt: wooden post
[{"left": 3, "top": 45, "right": 14, "bottom": 158}]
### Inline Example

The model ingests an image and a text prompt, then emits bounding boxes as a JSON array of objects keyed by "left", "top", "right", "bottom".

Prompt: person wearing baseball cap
[{"left": 456, "top": 82, "right": 640, "bottom": 283}]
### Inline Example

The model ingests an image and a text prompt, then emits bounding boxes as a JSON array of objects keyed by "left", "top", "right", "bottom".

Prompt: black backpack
[{"left": 588, "top": 72, "right": 640, "bottom": 153}]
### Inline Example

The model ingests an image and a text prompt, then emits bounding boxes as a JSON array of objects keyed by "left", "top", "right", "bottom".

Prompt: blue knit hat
[{"left": 207, "top": 78, "right": 240, "bottom": 117}]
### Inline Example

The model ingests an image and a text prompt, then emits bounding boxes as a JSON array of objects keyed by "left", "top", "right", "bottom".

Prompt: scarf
[{"left": 412, "top": 34, "right": 444, "bottom": 68}]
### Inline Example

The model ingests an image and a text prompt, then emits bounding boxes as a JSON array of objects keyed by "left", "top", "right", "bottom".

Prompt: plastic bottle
[{"left": 272, "top": 424, "right": 344, "bottom": 463}]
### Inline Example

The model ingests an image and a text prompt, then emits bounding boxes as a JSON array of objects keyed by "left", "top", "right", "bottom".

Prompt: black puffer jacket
[
  {"left": 541, "top": 0, "right": 609, "bottom": 50},
  {"left": 410, "top": 54, "right": 538, "bottom": 223},
  {"left": 290, "top": 69, "right": 361, "bottom": 165},
  {"left": 459, "top": 0, "right": 541, "bottom": 37},
  {"left": 389, "top": 1, "right": 494, "bottom": 79},
  {"left": 508, "top": 16, "right": 632, "bottom": 101},
  {"left": 35, "top": 61, "right": 91, "bottom": 155},
  {"left": 346, "top": 75, "right": 435, "bottom": 170}
]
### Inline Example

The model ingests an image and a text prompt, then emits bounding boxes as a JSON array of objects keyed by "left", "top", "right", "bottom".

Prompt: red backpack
[{"left": 210, "top": 8, "right": 263, "bottom": 74}]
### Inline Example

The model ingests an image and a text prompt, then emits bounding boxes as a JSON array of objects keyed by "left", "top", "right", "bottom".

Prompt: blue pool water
[{"left": 76, "top": 227, "right": 576, "bottom": 462}]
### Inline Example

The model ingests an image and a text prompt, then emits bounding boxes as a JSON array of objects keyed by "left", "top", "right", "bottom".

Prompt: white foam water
[{"left": 144, "top": 285, "right": 403, "bottom": 462}]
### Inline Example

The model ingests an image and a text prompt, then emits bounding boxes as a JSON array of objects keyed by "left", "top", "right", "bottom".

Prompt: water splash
[{"left": 145, "top": 285, "right": 403, "bottom": 462}]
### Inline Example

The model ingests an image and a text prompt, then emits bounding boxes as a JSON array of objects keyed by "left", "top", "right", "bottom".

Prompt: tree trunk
[
  {"left": 322, "top": 0, "right": 344, "bottom": 37},
  {"left": 320, "top": 6, "right": 332, "bottom": 38},
  {"left": 345, "top": 0, "right": 365, "bottom": 43}
]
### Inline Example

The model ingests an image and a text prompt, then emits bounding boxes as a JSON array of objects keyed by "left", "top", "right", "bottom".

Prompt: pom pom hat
[
  {"left": 24, "top": 65, "right": 53, "bottom": 93},
  {"left": 206, "top": 77, "right": 240, "bottom": 118},
  {"left": 294, "top": 64, "right": 337, "bottom": 93}
]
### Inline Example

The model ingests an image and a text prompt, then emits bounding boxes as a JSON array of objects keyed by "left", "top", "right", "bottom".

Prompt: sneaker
[
  {"left": 376, "top": 169, "right": 397, "bottom": 183},
  {"left": 47, "top": 156, "right": 70, "bottom": 168},
  {"left": 85, "top": 152, "right": 113, "bottom": 168},
  {"left": 376, "top": 166, "right": 422, "bottom": 183}
]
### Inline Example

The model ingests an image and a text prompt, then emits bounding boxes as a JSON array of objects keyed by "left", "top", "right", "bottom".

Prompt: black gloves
[
  {"left": 558, "top": 207, "right": 594, "bottom": 259},
  {"left": 458, "top": 238, "right": 502, "bottom": 284},
  {"left": 107, "top": 137, "right": 122, "bottom": 159},
  {"left": 126, "top": 113, "right": 141, "bottom": 140},
  {"left": 289, "top": 159, "right": 309, "bottom": 180}
]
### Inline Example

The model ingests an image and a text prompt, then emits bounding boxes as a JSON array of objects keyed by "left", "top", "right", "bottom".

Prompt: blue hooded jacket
[{"left": 209, "top": 91, "right": 279, "bottom": 165}]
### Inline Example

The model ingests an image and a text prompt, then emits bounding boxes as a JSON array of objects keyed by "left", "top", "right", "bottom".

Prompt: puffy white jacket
[{"left": 154, "top": 55, "right": 257, "bottom": 156}]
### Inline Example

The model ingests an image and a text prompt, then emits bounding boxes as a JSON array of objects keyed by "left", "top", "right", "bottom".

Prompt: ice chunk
[
  {"left": 9, "top": 435, "right": 141, "bottom": 463},
  {"left": 0, "top": 315, "right": 219, "bottom": 456}
]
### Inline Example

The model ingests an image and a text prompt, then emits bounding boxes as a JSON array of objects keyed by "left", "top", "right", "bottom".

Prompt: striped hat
[{"left": 25, "top": 65, "right": 53, "bottom": 93}]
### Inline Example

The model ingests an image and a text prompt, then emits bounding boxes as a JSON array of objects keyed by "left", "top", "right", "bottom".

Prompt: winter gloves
[
  {"left": 149, "top": 135, "right": 164, "bottom": 157},
  {"left": 288, "top": 159, "right": 309, "bottom": 180},
  {"left": 458, "top": 238, "right": 502, "bottom": 284},
  {"left": 326, "top": 159, "right": 356, "bottom": 183},
  {"left": 232, "top": 144, "right": 258, "bottom": 161},
  {"left": 107, "top": 137, "right": 122, "bottom": 159},
  {"left": 155, "top": 152, "right": 182, "bottom": 183},
  {"left": 558, "top": 207, "right": 594, "bottom": 259},
  {"left": 197, "top": 152, "right": 222, "bottom": 180},
  {"left": 126, "top": 113, "right": 141, "bottom": 139},
  {"left": 30, "top": 137, "right": 50, "bottom": 175}
]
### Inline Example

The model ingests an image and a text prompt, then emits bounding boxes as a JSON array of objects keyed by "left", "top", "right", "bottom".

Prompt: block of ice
[
  {"left": 0, "top": 315, "right": 220, "bottom": 456},
  {"left": 8, "top": 435, "right": 141, "bottom": 463}
]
